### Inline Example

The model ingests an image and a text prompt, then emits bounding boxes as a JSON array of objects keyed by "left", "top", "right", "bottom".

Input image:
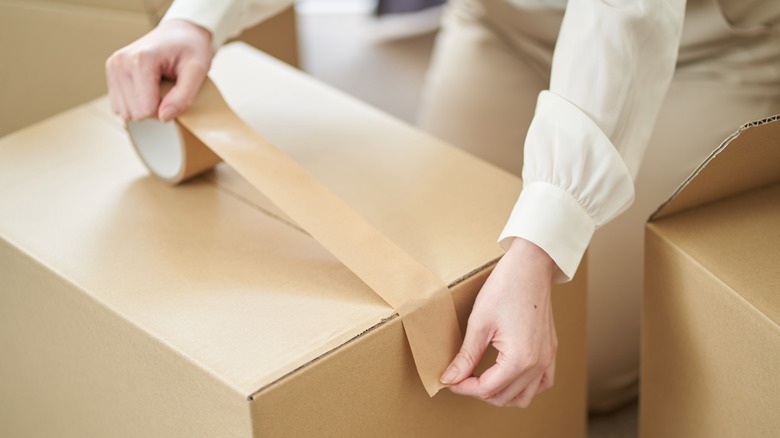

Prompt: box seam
[
  {"left": 83, "top": 99, "right": 507, "bottom": 400},
  {"left": 246, "top": 257, "right": 501, "bottom": 401}
]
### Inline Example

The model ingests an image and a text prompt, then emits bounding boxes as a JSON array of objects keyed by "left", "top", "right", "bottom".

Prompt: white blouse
[{"left": 163, "top": 0, "right": 687, "bottom": 283}]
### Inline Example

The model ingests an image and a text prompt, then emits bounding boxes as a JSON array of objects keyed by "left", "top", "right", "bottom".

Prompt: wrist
[
  {"left": 159, "top": 19, "right": 214, "bottom": 51},
  {"left": 504, "top": 237, "right": 556, "bottom": 281}
]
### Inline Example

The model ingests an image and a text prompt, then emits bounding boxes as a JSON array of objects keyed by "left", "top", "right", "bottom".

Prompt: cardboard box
[
  {"left": 0, "top": 0, "right": 150, "bottom": 137},
  {"left": 640, "top": 115, "right": 780, "bottom": 437},
  {"left": 0, "top": 43, "right": 586, "bottom": 437},
  {"left": 0, "top": 0, "right": 297, "bottom": 137}
]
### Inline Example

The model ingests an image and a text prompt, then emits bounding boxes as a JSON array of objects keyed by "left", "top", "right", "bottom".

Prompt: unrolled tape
[{"left": 126, "top": 78, "right": 461, "bottom": 396}]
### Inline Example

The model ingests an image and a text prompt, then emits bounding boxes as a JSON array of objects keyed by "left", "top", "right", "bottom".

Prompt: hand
[
  {"left": 440, "top": 237, "right": 558, "bottom": 408},
  {"left": 105, "top": 19, "right": 213, "bottom": 121}
]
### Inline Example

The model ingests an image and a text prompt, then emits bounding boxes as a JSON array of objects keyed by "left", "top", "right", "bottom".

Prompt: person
[
  {"left": 106, "top": 0, "right": 780, "bottom": 411},
  {"left": 418, "top": 0, "right": 780, "bottom": 411}
]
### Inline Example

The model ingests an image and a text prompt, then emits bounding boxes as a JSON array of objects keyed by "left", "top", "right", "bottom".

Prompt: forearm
[
  {"left": 500, "top": 0, "right": 687, "bottom": 282},
  {"left": 162, "top": 0, "right": 296, "bottom": 50}
]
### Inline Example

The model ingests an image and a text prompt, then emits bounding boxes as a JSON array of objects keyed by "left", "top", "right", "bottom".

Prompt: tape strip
[{"left": 127, "top": 79, "right": 460, "bottom": 396}]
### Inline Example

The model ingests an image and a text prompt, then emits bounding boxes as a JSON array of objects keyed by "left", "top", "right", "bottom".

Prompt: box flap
[{"left": 650, "top": 114, "right": 780, "bottom": 221}]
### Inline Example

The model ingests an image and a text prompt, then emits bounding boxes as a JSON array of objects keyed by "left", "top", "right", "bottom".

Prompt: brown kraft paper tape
[{"left": 126, "top": 78, "right": 461, "bottom": 397}]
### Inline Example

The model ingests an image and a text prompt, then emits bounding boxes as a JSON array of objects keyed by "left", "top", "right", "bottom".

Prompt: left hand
[
  {"left": 440, "top": 237, "right": 558, "bottom": 408},
  {"left": 105, "top": 19, "right": 213, "bottom": 122}
]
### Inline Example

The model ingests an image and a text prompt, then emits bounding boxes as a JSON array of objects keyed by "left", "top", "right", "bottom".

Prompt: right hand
[
  {"left": 441, "top": 237, "right": 558, "bottom": 408},
  {"left": 105, "top": 19, "right": 214, "bottom": 122}
]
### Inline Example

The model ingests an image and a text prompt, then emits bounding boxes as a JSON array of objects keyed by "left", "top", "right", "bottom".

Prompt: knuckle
[
  {"left": 128, "top": 52, "right": 143, "bottom": 66},
  {"left": 138, "top": 105, "right": 157, "bottom": 120},
  {"left": 539, "top": 353, "right": 554, "bottom": 369},
  {"left": 105, "top": 55, "right": 115, "bottom": 71},
  {"left": 518, "top": 354, "right": 540, "bottom": 372},
  {"left": 189, "top": 60, "right": 210, "bottom": 76},
  {"left": 465, "top": 311, "right": 488, "bottom": 329},
  {"left": 106, "top": 54, "right": 124, "bottom": 74},
  {"left": 179, "top": 93, "right": 196, "bottom": 109},
  {"left": 106, "top": 50, "right": 135, "bottom": 75},
  {"left": 128, "top": 48, "right": 152, "bottom": 67},
  {"left": 129, "top": 106, "right": 150, "bottom": 121},
  {"left": 455, "top": 349, "right": 477, "bottom": 367},
  {"left": 110, "top": 49, "right": 129, "bottom": 65},
  {"left": 509, "top": 398, "right": 525, "bottom": 408},
  {"left": 505, "top": 362, "right": 525, "bottom": 376},
  {"left": 487, "top": 398, "right": 506, "bottom": 408},
  {"left": 476, "top": 388, "right": 495, "bottom": 401}
]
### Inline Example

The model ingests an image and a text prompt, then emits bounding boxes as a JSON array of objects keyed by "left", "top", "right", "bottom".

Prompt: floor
[
  {"left": 296, "top": 5, "right": 639, "bottom": 437},
  {"left": 297, "top": 2, "right": 438, "bottom": 124}
]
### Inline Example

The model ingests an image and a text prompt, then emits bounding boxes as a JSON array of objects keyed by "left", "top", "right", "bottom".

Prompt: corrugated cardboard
[
  {"left": 0, "top": 0, "right": 297, "bottom": 137},
  {"left": 0, "top": 43, "right": 586, "bottom": 437},
  {"left": 640, "top": 115, "right": 780, "bottom": 437}
]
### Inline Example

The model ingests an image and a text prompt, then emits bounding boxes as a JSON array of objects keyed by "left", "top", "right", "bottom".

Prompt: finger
[
  {"left": 508, "top": 373, "right": 544, "bottom": 408},
  {"left": 537, "top": 313, "right": 557, "bottom": 395},
  {"left": 449, "top": 357, "right": 536, "bottom": 400},
  {"left": 158, "top": 59, "right": 209, "bottom": 121},
  {"left": 105, "top": 56, "right": 129, "bottom": 119},
  {"left": 487, "top": 371, "right": 543, "bottom": 407},
  {"left": 128, "top": 56, "right": 162, "bottom": 120},
  {"left": 440, "top": 320, "right": 491, "bottom": 386},
  {"left": 117, "top": 66, "right": 141, "bottom": 121},
  {"left": 537, "top": 359, "right": 556, "bottom": 394}
]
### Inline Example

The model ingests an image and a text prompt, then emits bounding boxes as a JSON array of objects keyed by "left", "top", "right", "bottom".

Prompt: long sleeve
[
  {"left": 161, "top": 0, "right": 294, "bottom": 50},
  {"left": 499, "top": 0, "right": 686, "bottom": 282}
]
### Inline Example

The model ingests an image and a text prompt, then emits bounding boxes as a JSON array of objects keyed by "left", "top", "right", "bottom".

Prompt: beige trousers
[{"left": 418, "top": 0, "right": 780, "bottom": 412}]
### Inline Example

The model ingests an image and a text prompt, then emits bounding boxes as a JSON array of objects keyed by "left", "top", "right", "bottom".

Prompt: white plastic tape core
[{"left": 127, "top": 119, "right": 183, "bottom": 181}]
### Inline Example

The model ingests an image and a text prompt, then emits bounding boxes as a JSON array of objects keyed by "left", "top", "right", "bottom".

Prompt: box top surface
[
  {"left": 0, "top": 43, "right": 519, "bottom": 397},
  {"left": 649, "top": 116, "right": 780, "bottom": 327}
]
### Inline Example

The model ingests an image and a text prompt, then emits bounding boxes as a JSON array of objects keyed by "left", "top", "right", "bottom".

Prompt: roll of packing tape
[
  {"left": 129, "top": 117, "right": 221, "bottom": 184},
  {"left": 126, "top": 78, "right": 461, "bottom": 396}
]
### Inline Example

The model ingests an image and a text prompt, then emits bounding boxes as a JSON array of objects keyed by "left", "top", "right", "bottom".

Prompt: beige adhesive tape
[{"left": 126, "top": 78, "right": 461, "bottom": 396}]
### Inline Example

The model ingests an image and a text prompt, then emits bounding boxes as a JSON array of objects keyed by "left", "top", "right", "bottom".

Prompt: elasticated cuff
[{"left": 498, "top": 181, "right": 595, "bottom": 283}]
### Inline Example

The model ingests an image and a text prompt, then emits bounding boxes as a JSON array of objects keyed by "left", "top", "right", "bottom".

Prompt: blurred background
[{"left": 298, "top": 0, "right": 441, "bottom": 123}]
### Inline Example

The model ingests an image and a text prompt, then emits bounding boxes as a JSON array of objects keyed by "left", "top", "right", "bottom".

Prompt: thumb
[
  {"left": 441, "top": 321, "right": 490, "bottom": 385},
  {"left": 158, "top": 60, "right": 209, "bottom": 122}
]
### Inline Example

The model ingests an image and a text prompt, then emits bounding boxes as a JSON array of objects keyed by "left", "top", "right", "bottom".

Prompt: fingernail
[
  {"left": 441, "top": 364, "right": 459, "bottom": 384},
  {"left": 159, "top": 106, "right": 176, "bottom": 122}
]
